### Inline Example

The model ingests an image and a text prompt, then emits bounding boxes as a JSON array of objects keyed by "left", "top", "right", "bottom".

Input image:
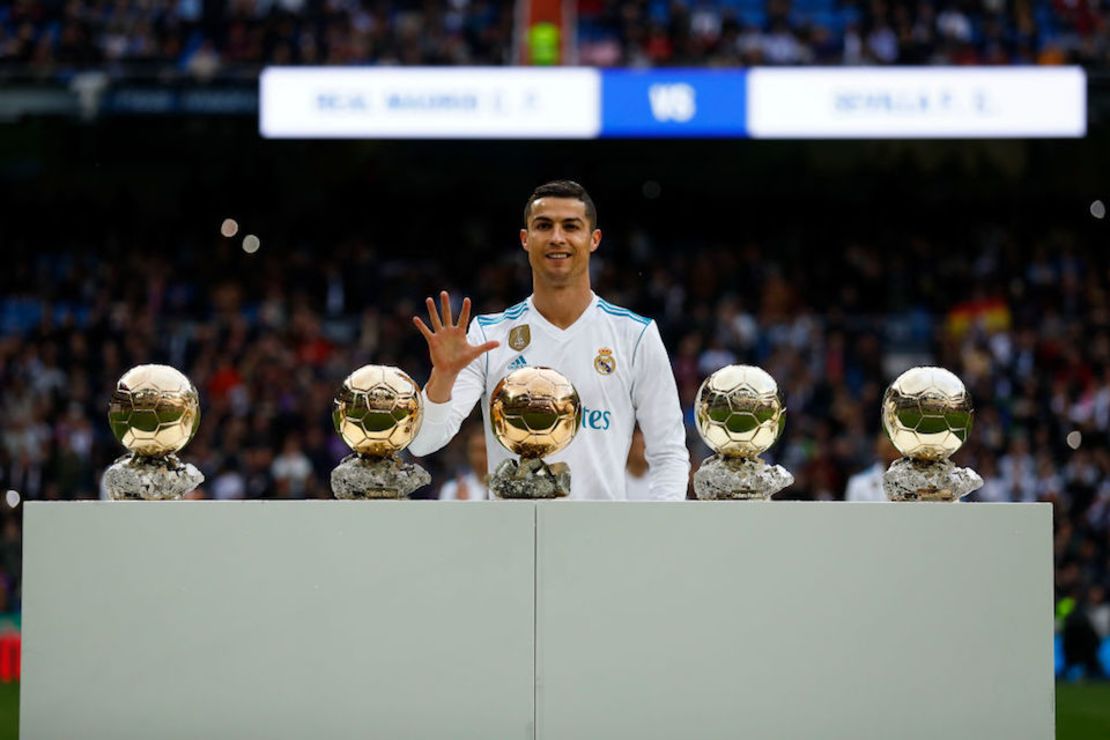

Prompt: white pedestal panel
[
  {"left": 22, "top": 501, "right": 536, "bottom": 740},
  {"left": 536, "top": 502, "right": 1053, "bottom": 740}
]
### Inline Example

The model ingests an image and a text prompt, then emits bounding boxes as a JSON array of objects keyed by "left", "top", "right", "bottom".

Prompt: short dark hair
[{"left": 523, "top": 180, "right": 597, "bottom": 230}]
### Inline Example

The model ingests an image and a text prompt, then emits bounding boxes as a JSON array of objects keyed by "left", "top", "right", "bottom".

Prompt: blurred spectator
[
  {"left": 999, "top": 435, "right": 1038, "bottom": 503},
  {"left": 0, "top": 519, "right": 19, "bottom": 612},
  {"left": 844, "top": 433, "right": 899, "bottom": 502},
  {"left": 438, "top": 425, "right": 489, "bottom": 501},
  {"left": 212, "top": 459, "right": 246, "bottom": 500},
  {"left": 1089, "top": 585, "right": 1110, "bottom": 642},
  {"left": 1062, "top": 595, "right": 1106, "bottom": 679},
  {"left": 272, "top": 434, "right": 312, "bottom": 498}
]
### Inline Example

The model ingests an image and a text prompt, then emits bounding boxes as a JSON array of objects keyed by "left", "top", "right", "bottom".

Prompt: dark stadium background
[{"left": 4, "top": 0, "right": 1110, "bottom": 735}]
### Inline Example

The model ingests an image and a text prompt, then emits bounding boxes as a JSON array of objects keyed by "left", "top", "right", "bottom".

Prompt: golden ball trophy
[
  {"left": 881, "top": 366, "right": 982, "bottom": 501},
  {"left": 693, "top": 365, "right": 793, "bottom": 500},
  {"left": 330, "top": 365, "right": 430, "bottom": 499},
  {"left": 488, "top": 366, "right": 581, "bottom": 499},
  {"left": 104, "top": 364, "right": 204, "bottom": 500}
]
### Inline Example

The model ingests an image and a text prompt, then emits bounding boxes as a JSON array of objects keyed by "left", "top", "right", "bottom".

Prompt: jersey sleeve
[
  {"left": 631, "top": 321, "right": 691, "bottom": 500},
  {"left": 407, "top": 319, "right": 488, "bottom": 458}
]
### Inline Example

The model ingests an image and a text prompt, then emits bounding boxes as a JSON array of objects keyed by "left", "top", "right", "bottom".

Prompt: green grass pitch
[{"left": 0, "top": 681, "right": 1106, "bottom": 737}]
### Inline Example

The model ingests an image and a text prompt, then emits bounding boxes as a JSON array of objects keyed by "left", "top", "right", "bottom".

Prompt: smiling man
[{"left": 409, "top": 180, "right": 690, "bottom": 500}]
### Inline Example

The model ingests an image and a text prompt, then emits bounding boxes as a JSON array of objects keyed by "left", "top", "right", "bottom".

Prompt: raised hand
[{"left": 413, "top": 291, "right": 499, "bottom": 402}]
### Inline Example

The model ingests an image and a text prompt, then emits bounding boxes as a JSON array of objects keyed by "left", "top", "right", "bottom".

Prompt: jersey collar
[{"left": 525, "top": 292, "right": 600, "bottom": 338}]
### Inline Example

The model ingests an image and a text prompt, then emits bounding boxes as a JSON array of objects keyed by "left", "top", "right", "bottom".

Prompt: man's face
[{"left": 520, "top": 197, "right": 601, "bottom": 286}]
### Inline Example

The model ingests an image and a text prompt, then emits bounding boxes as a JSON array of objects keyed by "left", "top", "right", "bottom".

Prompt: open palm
[{"left": 413, "top": 291, "right": 499, "bottom": 375}]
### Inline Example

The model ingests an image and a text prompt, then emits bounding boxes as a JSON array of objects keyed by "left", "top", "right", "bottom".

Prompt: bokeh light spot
[{"left": 1066, "top": 431, "right": 1082, "bottom": 450}]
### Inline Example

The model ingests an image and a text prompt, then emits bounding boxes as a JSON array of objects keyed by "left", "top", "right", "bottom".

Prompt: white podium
[
  {"left": 21, "top": 501, "right": 537, "bottom": 740},
  {"left": 534, "top": 502, "right": 1054, "bottom": 740},
  {"left": 22, "top": 501, "right": 1053, "bottom": 739}
]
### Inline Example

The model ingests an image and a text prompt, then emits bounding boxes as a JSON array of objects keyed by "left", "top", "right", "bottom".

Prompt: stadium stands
[
  {"left": 576, "top": 0, "right": 1105, "bottom": 66},
  {"left": 1, "top": 0, "right": 1106, "bottom": 81}
]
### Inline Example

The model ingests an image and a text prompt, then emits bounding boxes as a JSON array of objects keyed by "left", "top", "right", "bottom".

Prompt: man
[
  {"left": 438, "top": 426, "right": 489, "bottom": 501},
  {"left": 409, "top": 180, "right": 689, "bottom": 500}
]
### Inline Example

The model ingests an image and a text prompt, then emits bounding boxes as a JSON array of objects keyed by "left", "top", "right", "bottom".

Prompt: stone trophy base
[
  {"left": 881, "top": 457, "right": 984, "bottom": 502},
  {"left": 330, "top": 453, "right": 431, "bottom": 499},
  {"left": 103, "top": 453, "right": 205, "bottom": 501},
  {"left": 693, "top": 454, "right": 794, "bottom": 500},
  {"left": 489, "top": 458, "right": 571, "bottom": 499}
]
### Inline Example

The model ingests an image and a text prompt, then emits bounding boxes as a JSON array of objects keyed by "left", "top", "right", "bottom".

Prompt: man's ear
[
  {"left": 520, "top": 228, "right": 529, "bottom": 251},
  {"left": 589, "top": 228, "right": 602, "bottom": 253}
]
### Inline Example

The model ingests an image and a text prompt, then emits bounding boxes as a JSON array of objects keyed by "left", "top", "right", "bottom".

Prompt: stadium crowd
[
  {"left": 0, "top": 0, "right": 515, "bottom": 78},
  {"left": 0, "top": 207, "right": 1108, "bottom": 674},
  {"left": 577, "top": 0, "right": 1108, "bottom": 66},
  {"left": 0, "top": 0, "right": 1106, "bottom": 79}
]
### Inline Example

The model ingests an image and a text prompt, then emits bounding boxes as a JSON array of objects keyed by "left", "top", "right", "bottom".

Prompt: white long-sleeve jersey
[{"left": 408, "top": 293, "right": 690, "bottom": 500}]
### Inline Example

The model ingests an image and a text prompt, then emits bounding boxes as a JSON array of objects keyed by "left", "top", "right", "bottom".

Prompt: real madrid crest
[
  {"left": 509, "top": 324, "right": 531, "bottom": 351},
  {"left": 594, "top": 347, "right": 616, "bottom": 375}
]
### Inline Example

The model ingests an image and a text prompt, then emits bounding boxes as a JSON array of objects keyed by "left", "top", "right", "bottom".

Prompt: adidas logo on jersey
[{"left": 507, "top": 355, "right": 528, "bottom": 371}]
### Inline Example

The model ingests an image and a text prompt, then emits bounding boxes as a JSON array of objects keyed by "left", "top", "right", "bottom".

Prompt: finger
[
  {"left": 413, "top": 316, "right": 434, "bottom": 341},
  {"left": 425, "top": 297, "right": 443, "bottom": 331},
  {"left": 440, "top": 291, "right": 454, "bottom": 327},
  {"left": 458, "top": 296, "right": 472, "bottom": 329}
]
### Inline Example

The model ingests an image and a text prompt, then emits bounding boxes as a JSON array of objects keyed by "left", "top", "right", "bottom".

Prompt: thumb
[{"left": 464, "top": 341, "right": 499, "bottom": 363}]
